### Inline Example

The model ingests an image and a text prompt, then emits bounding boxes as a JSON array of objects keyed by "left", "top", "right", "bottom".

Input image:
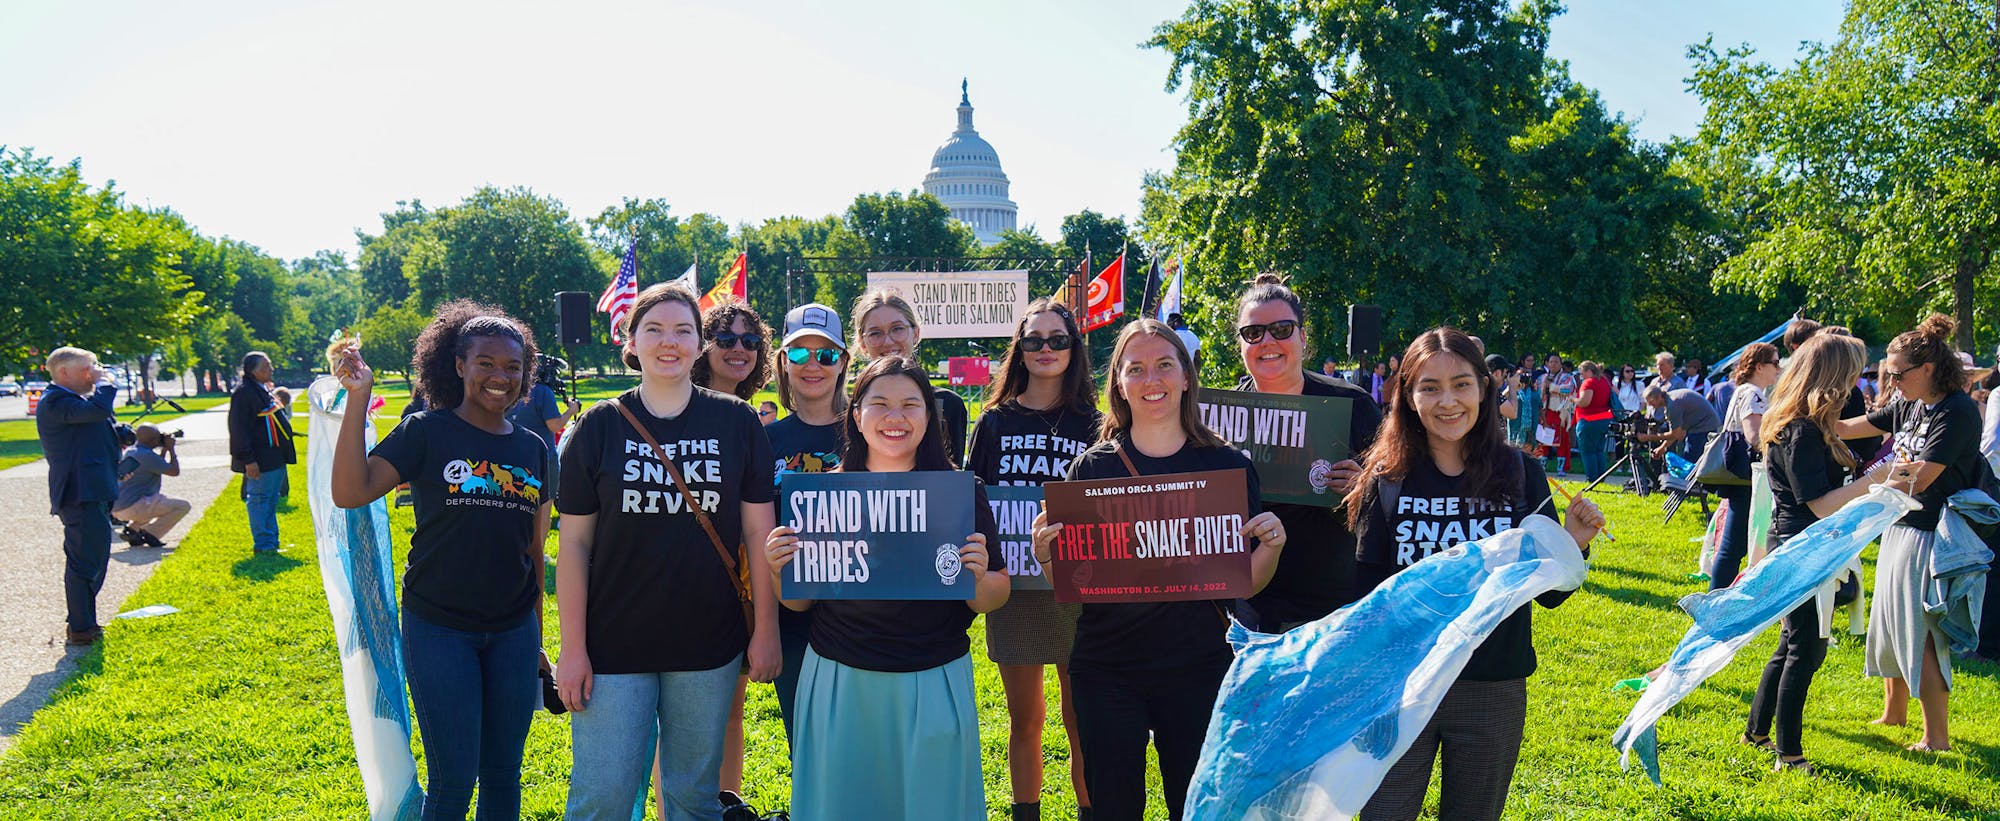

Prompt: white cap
[{"left": 783, "top": 304, "right": 844, "bottom": 350}]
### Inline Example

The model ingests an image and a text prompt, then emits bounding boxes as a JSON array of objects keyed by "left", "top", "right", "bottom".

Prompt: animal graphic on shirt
[
  {"left": 443, "top": 459, "right": 542, "bottom": 504},
  {"left": 784, "top": 451, "right": 839, "bottom": 474}
]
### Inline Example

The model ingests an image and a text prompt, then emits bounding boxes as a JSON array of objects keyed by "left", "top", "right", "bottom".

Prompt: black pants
[
  {"left": 1362, "top": 677, "right": 1527, "bottom": 821},
  {"left": 1709, "top": 483, "right": 1753, "bottom": 590},
  {"left": 58, "top": 502, "right": 112, "bottom": 632},
  {"left": 1070, "top": 660, "right": 1228, "bottom": 821},
  {"left": 1746, "top": 601, "right": 1827, "bottom": 758},
  {"left": 1980, "top": 562, "right": 2000, "bottom": 659}
]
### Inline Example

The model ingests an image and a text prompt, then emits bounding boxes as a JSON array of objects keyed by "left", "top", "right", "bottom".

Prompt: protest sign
[
  {"left": 988, "top": 485, "right": 1049, "bottom": 591},
  {"left": 780, "top": 471, "right": 978, "bottom": 600},
  {"left": 1042, "top": 469, "right": 1252, "bottom": 603},
  {"left": 866, "top": 270, "right": 1028, "bottom": 338},
  {"left": 1197, "top": 387, "right": 1353, "bottom": 506}
]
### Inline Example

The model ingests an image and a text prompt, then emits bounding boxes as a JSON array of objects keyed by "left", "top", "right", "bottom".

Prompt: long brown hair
[
  {"left": 984, "top": 298, "right": 1095, "bottom": 414},
  {"left": 690, "top": 299, "right": 772, "bottom": 401},
  {"left": 1760, "top": 333, "right": 1865, "bottom": 470},
  {"left": 1345, "top": 327, "right": 1515, "bottom": 528},
  {"left": 1100, "top": 318, "right": 1226, "bottom": 448},
  {"left": 841, "top": 356, "right": 954, "bottom": 472}
]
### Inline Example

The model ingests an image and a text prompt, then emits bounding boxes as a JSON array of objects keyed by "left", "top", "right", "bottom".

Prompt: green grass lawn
[
  {"left": 2, "top": 453, "right": 1995, "bottom": 818},
  {"left": 0, "top": 395, "right": 234, "bottom": 471}
]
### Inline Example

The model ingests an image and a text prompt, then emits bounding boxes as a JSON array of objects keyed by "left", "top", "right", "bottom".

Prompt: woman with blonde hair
[{"left": 850, "top": 289, "right": 969, "bottom": 465}]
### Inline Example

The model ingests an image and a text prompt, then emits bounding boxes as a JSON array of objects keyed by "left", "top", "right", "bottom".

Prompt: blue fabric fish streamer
[
  {"left": 1186, "top": 516, "right": 1587, "bottom": 821},
  {"left": 1611, "top": 485, "right": 1919, "bottom": 785},
  {"left": 307, "top": 377, "right": 424, "bottom": 820}
]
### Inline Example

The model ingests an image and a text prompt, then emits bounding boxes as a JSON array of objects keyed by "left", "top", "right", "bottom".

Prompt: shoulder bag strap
[
  {"left": 1114, "top": 442, "right": 1141, "bottom": 478},
  {"left": 613, "top": 397, "right": 754, "bottom": 619}
]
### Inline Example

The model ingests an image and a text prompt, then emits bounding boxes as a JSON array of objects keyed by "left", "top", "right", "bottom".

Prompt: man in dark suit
[
  {"left": 228, "top": 351, "right": 290, "bottom": 554},
  {"left": 36, "top": 347, "right": 121, "bottom": 646}
]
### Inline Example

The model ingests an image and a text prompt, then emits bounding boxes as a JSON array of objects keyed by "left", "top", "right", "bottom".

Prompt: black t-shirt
[
  {"left": 1354, "top": 451, "right": 1569, "bottom": 681},
  {"left": 1766, "top": 419, "right": 1854, "bottom": 545},
  {"left": 374, "top": 410, "right": 550, "bottom": 632},
  {"left": 1231, "top": 370, "right": 1384, "bottom": 631},
  {"left": 1065, "top": 437, "right": 1262, "bottom": 674},
  {"left": 966, "top": 401, "right": 1101, "bottom": 486},
  {"left": 806, "top": 476, "right": 999, "bottom": 673},
  {"left": 557, "top": 389, "right": 777, "bottom": 673},
  {"left": 1843, "top": 387, "right": 1882, "bottom": 463},
  {"left": 764, "top": 412, "right": 844, "bottom": 637},
  {"left": 936, "top": 389, "right": 970, "bottom": 467},
  {"left": 1867, "top": 393, "right": 1984, "bottom": 530}
]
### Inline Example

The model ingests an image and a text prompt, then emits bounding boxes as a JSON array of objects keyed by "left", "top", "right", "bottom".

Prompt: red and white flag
[
  {"left": 1082, "top": 253, "right": 1125, "bottom": 332},
  {"left": 599, "top": 239, "right": 640, "bottom": 342}
]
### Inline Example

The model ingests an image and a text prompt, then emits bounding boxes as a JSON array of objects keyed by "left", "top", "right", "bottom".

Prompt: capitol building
[{"left": 922, "top": 81, "right": 1017, "bottom": 245}]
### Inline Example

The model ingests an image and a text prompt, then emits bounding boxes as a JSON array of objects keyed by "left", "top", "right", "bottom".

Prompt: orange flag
[{"left": 700, "top": 252, "right": 748, "bottom": 312}]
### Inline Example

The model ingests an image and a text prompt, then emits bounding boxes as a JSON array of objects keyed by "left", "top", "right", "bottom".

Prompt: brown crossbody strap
[
  {"left": 1115, "top": 441, "right": 1141, "bottom": 478},
  {"left": 612, "top": 397, "right": 753, "bottom": 623}
]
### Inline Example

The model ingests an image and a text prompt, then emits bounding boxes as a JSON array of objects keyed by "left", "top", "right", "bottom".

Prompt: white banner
[{"left": 866, "top": 270, "right": 1029, "bottom": 338}]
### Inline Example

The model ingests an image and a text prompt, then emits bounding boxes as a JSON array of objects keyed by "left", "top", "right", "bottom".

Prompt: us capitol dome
[{"left": 922, "top": 80, "right": 1017, "bottom": 245}]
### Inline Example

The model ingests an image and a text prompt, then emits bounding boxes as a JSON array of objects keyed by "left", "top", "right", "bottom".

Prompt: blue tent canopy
[{"left": 1708, "top": 316, "right": 1796, "bottom": 379}]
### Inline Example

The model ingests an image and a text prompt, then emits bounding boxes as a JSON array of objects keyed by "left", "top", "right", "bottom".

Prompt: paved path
[{"left": 0, "top": 406, "right": 243, "bottom": 755}]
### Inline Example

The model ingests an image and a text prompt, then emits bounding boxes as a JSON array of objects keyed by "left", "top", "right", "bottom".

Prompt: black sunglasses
[
  {"left": 1018, "top": 334, "right": 1075, "bottom": 353},
  {"left": 1883, "top": 363, "right": 1922, "bottom": 383},
  {"left": 713, "top": 332, "right": 763, "bottom": 351},
  {"left": 1237, "top": 320, "right": 1299, "bottom": 344},
  {"left": 784, "top": 347, "right": 843, "bottom": 366}
]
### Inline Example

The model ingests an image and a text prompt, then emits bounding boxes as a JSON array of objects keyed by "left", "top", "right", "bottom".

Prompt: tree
[
  {"left": 0, "top": 147, "right": 202, "bottom": 376},
  {"left": 1141, "top": 0, "right": 1703, "bottom": 376},
  {"left": 816, "top": 191, "right": 975, "bottom": 319},
  {"left": 355, "top": 200, "right": 432, "bottom": 308},
  {"left": 353, "top": 303, "right": 428, "bottom": 380},
  {"left": 423, "top": 187, "right": 603, "bottom": 359},
  {"left": 1684, "top": 0, "right": 1999, "bottom": 353},
  {"left": 741, "top": 214, "right": 842, "bottom": 320},
  {"left": 288, "top": 251, "right": 365, "bottom": 372}
]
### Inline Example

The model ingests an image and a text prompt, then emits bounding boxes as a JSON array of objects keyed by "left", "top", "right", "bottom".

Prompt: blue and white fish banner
[
  {"left": 306, "top": 377, "right": 423, "bottom": 820},
  {"left": 1187, "top": 516, "right": 1586, "bottom": 821},
  {"left": 1611, "top": 485, "right": 1919, "bottom": 785}
]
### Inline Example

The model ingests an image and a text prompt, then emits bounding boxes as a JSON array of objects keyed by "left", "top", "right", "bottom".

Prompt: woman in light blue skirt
[{"left": 763, "top": 356, "right": 1012, "bottom": 819}]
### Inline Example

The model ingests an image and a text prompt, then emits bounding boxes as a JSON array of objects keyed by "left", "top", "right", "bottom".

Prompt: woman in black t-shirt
[
  {"left": 1746, "top": 332, "right": 1897, "bottom": 773},
  {"left": 1834, "top": 314, "right": 1982, "bottom": 753},
  {"left": 850, "top": 289, "right": 969, "bottom": 465},
  {"left": 329, "top": 303, "right": 552, "bottom": 820},
  {"left": 968, "top": 298, "right": 1100, "bottom": 820},
  {"left": 691, "top": 299, "right": 772, "bottom": 402},
  {"left": 1030, "top": 319, "right": 1291, "bottom": 821},
  {"left": 765, "top": 355, "right": 1010, "bottom": 819},
  {"left": 1343, "top": 328, "right": 1603, "bottom": 821},
  {"left": 1230, "top": 272, "right": 1383, "bottom": 630},
  {"left": 553, "top": 284, "right": 781, "bottom": 817}
]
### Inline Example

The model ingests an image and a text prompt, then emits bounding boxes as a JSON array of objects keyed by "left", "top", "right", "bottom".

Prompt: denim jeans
[
  {"left": 58, "top": 502, "right": 112, "bottom": 632},
  {"left": 402, "top": 608, "right": 541, "bottom": 821},
  {"left": 1578, "top": 419, "right": 1611, "bottom": 481},
  {"left": 566, "top": 653, "right": 743, "bottom": 821},
  {"left": 241, "top": 470, "right": 282, "bottom": 553},
  {"left": 772, "top": 612, "right": 810, "bottom": 745},
  {"left": 1709, "top": 484, "right": 1752, "bottom": 590}
]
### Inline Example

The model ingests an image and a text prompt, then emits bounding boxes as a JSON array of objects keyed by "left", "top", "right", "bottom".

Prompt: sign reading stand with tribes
[
  {"left": 1197, "top": 388, "right": 1354, "bottom": 506},
  {"left": 780, "top": 471, "right": 979, "bottom": 601},
  {"left": 866, "top": 270, "right": 1029, "bottom": 338}
]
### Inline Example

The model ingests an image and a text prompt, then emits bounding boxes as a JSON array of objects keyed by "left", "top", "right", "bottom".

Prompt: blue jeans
[
  {"left": 566, "top": 653, "right": 743, "bottom": 821},
  {"left": 1710, "top": 483, "right": 1753, "bottom": 590},
  {"left": 772, "top": 612, "right": 811, "bottom": 745},
  {"left": 402, "top": 608, "right": 541, "bottom": 821},
  {"left": 1579, "top": 418, "right": 1611, "bottom": 481},
  {"left": 241, "top": 470, "right": 282, "bottom": 553}
]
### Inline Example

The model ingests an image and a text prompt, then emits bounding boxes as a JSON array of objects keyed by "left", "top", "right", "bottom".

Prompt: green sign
[{"left": 1195, "top": 387, "right": 1353, "bottom": 506}]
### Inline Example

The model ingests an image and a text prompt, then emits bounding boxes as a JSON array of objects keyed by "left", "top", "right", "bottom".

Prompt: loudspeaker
[
  {"left": 1348, "top": 304, "right": 1383, "bottom": 360},
  {"left": 556, "top": 292, "right": 592, "bottom": 347}
]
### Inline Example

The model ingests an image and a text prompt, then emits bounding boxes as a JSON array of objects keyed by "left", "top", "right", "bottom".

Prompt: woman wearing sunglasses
[
  {"left": 851, "top": 289, "right": 969, "bottom": 466},
  {"left": 1835, "top": 314, "right": 1983, "bottom": 753},
  {"left": 967, "top": 298, "right": 1100, "bottom": 821},
  {"left": 1232, "top": 273, "right": 1382, "bottom": 631}
]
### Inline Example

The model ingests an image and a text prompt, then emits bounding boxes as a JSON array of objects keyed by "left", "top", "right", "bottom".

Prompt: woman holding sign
[
  {"left": 765, "top": 355, "right": 1010, "bottom": 819},
  {"left": 1230, "top": 272, "right": 1382, "bottom": 631},
  {"left": 851, "top": 289, "right": 969, "bottom": 465},
  {"left": 1344, "top": 328, "right": 1604, "bottom": 821},
  {"left": 968, "top": 298, "right": 1100, "bottom": 821},
  {"left": 553, "top": 283, "right": 781, "bottom": 819},
  {"left": 1031, "top": 319, "right": 1290, "bottom": 821}
]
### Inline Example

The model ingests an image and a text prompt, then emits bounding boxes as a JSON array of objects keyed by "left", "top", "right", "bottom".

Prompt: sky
[{"left": 0, "top": 1, "right": 1844, "bottom": 264}]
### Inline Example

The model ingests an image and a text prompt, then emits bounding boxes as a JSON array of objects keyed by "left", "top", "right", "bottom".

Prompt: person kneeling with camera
[{"left": 113, "top": 424, "right": 190, "bottom": 548}]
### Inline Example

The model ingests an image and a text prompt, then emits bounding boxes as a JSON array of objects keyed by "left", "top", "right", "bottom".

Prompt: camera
[
  {"left": 535, "top": 354, "right": 569, "bottom": 396},
  {"left": 115, "top": 424, "right": 183, "bottom": 449},
  {"left": 1607, "top": 411, "right": 1658, "bottom": 442}
]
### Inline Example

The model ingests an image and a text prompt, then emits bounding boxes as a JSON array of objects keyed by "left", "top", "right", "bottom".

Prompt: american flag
[{"left": 598, "top": 239, "right": 639, "bottom": 342}]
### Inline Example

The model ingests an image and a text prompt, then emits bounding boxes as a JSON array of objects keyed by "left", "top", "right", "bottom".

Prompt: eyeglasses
[
  {"left": 712, "top": 332, "right": 763, "bottom": 351},
  {"left": 784, "top": 347, "right": 843, "bottom": 366},
  {"left": 1237, "top": 320, "right": 1299, "bottom": 344},
  {"left": 1018, "top": 334, "right": 1075, "bottom": 353},
  {"left": 860, "top": 324, "right": 913, "bottom": 345}
]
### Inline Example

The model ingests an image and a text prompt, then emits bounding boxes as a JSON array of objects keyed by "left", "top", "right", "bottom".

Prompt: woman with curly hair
[
  {"left": 691, "top": 299, "right": 773, "bottom": 401},
  {"left": 329, "top": 301, "right": 553, "bottom": 819}
]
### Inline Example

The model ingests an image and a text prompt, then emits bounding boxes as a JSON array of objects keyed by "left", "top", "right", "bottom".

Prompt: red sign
[
  {"left": 948, "top": 357, "right": 991, "bottom": 387},
  {"left": 1042, "top": 468, "right": 1252, "bottom": 603}
]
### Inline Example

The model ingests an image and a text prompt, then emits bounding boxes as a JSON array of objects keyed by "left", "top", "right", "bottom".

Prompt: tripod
[{"left": 1583, "top": 437, "right": 1657, "bottom": 497}]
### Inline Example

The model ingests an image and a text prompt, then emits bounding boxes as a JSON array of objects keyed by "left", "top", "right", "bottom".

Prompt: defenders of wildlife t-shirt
[
  {"left": 1354, "top": 451, "right": 1571, "bottom": 681},
  {"left": 558, "top": 389, "right": 777, "bottom": 674},
  {"left": 373, "top": 410, "right": 550, "bottom": 632},
  {"left": 1866, "top": 393, "right": 1984, "bottom": 531},
  {"left": 966, "top": 401, "right": 1101, "bottom": 486}
]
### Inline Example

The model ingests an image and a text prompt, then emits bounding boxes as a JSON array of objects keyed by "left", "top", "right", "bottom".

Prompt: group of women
[{"left": 325, "top": 270, "right": 1631, "bottom": 821}]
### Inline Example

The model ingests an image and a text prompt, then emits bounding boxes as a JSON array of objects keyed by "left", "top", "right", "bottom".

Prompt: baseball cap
[{"left": 783, "top": 304, "right": 845, "bottom": 350}]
